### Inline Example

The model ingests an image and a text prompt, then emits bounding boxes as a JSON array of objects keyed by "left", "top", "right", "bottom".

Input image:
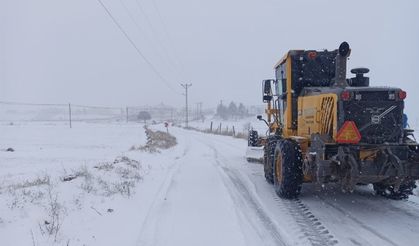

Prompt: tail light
[
  {"left": 341, "top": 91, "right": 351, "bottom": 101},
  {"left": 398, "top": 90, "right": 407, "bottom": 100},
  {"left": 308, "top": 51, "right": 317, "bottom": 60}
]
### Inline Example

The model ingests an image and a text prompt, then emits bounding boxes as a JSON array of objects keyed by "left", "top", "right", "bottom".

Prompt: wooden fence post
[
  {"left": 68, "top": 103, "right": 72, "bottom": 128},
  {"left": 126, "top": 107, "right": 129, "bottom": 123}
]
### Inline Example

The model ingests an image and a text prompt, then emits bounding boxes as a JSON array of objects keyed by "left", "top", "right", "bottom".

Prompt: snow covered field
[
  {"left": 1, "top": 122, "right": 419, "bottom": 246},
  {"left": 0, "top": 122, "right": 183, "bottom": 245}
]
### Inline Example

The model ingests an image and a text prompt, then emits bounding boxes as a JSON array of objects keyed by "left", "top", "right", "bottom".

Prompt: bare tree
[{"left": 138, "top": 111, "right": 151, "bottom": 124}]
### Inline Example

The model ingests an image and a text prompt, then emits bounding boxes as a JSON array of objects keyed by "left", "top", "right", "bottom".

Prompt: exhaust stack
[{"left": 334, "top": 42, "right": 351, "bottom": 88}]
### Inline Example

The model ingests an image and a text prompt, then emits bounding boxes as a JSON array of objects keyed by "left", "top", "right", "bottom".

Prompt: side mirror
[
  {"left": 256, "top": 115, "right": 269, "bottom": 126},
  {"left": 263, "top": 95, "right": 272, "bottom": 102},
  {"left": 262, "top": 79, "right": 274, "bottom": 102},
  {"left": 263, "top": 80, "right": 272, "bottom": 94}
]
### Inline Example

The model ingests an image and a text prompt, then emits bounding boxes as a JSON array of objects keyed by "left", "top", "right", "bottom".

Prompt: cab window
[{"left": 275, "top": 63, "right": 287, "bottom": 95}]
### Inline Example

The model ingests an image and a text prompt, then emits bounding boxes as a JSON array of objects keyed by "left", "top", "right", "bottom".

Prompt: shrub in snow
[
  {"left": 132, "top": 126, "right": 177, "bottom": 153},
  {"left": 8, "top": 175, "right": 50, "bottom": 190},
  {"left": 4, "top": 175, "right": 51, "bottom": 209},
  {"left": 72, "top": 156, "right": 146, "bottom": 197},
  {"left": 39, "top": 184, "right": 65, "bottom": 242}
]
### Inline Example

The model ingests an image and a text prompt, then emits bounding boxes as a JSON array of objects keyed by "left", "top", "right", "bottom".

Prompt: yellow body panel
[
  {"left": 268, "top": 51, "right": 342, "bottom": 184},
  {"left": 282, "top": 56, "right": 298, "bottom": 137},
  {"left": 297, "top": 94, "right": 338, "bottom": 141}
]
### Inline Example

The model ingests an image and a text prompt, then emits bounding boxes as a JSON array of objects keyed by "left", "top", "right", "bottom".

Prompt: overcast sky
[{"left": 0, "top": 0, "right": 418, "bottom": 114}]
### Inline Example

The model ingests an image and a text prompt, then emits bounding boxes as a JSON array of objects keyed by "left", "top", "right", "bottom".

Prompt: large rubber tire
[
  {"left": 248, "top": 130, "right": 259, "bottom": 147},
  {"left": 273, "top": 139, "right": 303, "bottom": 198},
  {"left": 263, "top": 139, "right": 277, "bottom": 184},
  {"left": 373, "top": 180, "right": 417, "bottom": 200}
]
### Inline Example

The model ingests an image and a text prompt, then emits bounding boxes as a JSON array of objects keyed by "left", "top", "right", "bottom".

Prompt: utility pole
[{"left": 181, "top": 83, "right": 192, "bottom": 128}]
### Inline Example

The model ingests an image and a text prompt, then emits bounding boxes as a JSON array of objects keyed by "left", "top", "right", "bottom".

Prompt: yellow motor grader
[{"left": 253, "top": 42, "right": 419, "bottom": 199}]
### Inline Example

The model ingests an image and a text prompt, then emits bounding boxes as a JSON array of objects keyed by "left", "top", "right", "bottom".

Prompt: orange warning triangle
[{"left": 336, "top": 121, "right": 361, "bottom": 144}]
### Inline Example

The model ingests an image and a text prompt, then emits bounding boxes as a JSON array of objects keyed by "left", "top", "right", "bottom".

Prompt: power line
[
  {"left": 0, "top": 100, "right": 67, "bottom": 107},
  {"left": 0, "top": 100, "right": 122, "bottom": 110},
  {"left": 95, "top": 0, "right": 179, "bottom": 94},
  {"left": 150, "top": 0, "right": 188, "bottom": 81},
  {"left": 117, "top": 0, "right": 182, "bottom": 82},
  {"left": 71, "top": 104, "right": 122, "bottom": 110},
  {"left": 133, "top": 0, "right": 185, "bottom": 81}
]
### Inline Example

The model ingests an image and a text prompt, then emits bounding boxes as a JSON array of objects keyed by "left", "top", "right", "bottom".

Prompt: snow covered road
[
  {"left": 139, "top": 127, "right": 419, "bottom": 246},
  {"left": 2, "top": 123, "right": 419, "bottom": 245},
  {"left": 136, "top": 128, "right": 290, "bottom": 246}
]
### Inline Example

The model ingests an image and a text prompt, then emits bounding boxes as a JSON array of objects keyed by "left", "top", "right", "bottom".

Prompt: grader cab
[{"left": 256, "top": 42, "right": 419, "bottom": 199}]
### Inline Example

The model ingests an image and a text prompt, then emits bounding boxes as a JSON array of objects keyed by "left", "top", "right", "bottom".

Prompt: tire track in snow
[
  {"left": 350, "top": 188, "right": 419, "bottom": 221},
  {"left": 135, "top": 135, "right": 191, "bottom": 246},
  {"left": 197, "top": 133, "right": 338, "bottom": 246},
  {"left": 267, "top": 193, "right": 339, "bottom": 246},
  {"left": 205, "top": 140, "right": 337, "bottom": 246},
  {"left": 283, "top": 198, "right": 338, "bottom": 246},
  {"left": 208, "top": 144, "right": 287, "bottom": 246},
  {"left": 305, "top": 184, "right": 419, "bottom": 245},
  {"left": 315, "top": 196, "right": 398, "bottom": 246}
]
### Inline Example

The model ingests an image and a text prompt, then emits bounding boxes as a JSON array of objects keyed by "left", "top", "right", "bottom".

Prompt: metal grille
[
  {"left": 319, "top": 96, "right": 335, "bottom": 135},
  {"left": 343, "top": 96, "right": 403, "bottom": 144}
]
